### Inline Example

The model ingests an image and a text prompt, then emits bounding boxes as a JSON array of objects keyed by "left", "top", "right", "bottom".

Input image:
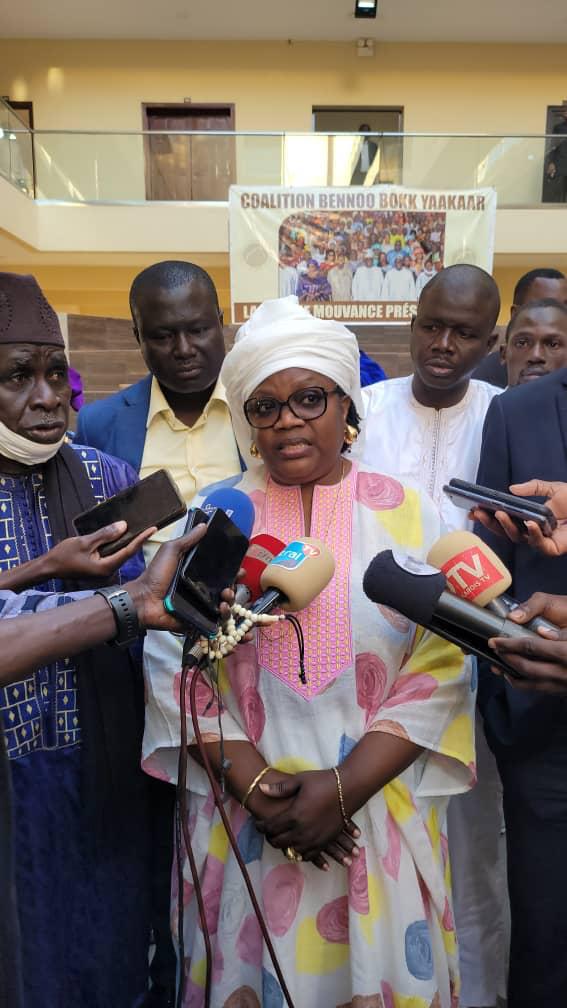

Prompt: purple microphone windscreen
[
  {"left": 201, "top": 486, "right": 255, "bottom": 539},
  {"left": 363, "top": 550, "right": 447, "bottom": 626}
]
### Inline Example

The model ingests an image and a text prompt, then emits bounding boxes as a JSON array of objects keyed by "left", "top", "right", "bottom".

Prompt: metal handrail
[
  {"left": 2, "top": 127, "right": 565, "bottom": 140},
  {"left": 2, "top": 90, "right": 564, "bottom": 209},
  {"left": 0, "top": 96, "right": 563, "bottom": 139}
]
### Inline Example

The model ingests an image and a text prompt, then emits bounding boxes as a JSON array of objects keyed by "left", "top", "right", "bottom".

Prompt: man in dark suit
[
  {"left": 76, "top": 259, "right": 241, "bottom": 1008},
  {"left": 475, "top": 366, "right": 567, "bottom": 1007},
  {"left": 544, "top": 106, "right": 567, "bottom": 203},
  {"left": 473, "top": 267, "right": 567, "bottom": 388},
  {"left": 350, "top": 124, "right": 379, "bottom": 185}
]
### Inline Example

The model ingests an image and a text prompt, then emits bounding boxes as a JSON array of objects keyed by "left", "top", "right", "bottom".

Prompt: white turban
[{"left": 221, "top": 296, "right": 363, "bottom": 468}]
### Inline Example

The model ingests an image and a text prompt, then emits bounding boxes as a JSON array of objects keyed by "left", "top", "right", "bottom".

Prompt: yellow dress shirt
[{"left": 140, "top": 376, "right": 241, "bottom": 558}]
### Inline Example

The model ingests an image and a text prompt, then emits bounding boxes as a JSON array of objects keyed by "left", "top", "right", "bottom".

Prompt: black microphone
[{"left": 362, "top": 550, "right": 549, "bottom": 678}]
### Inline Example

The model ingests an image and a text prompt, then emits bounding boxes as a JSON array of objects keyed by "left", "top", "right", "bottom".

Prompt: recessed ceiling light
[{"left": 354, "top": 0, "right": 378, "bottom": 18}]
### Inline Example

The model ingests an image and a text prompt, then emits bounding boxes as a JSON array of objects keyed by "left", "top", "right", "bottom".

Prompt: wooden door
[{"left": 143, "top": 104, "right": 235, "bottom": 201}]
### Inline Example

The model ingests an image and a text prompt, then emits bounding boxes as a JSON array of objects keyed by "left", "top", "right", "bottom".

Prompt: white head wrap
[{"left": 221, "top": 296, "right": 363, "bottom": 468}]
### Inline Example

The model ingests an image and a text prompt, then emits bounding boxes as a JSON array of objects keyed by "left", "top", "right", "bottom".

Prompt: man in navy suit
[
  {"left": 475, "top": 366, "right": 567, "bottom": 1007},
  {"left": 77, "top": 260, "right": 241, "bottom": 1008}
]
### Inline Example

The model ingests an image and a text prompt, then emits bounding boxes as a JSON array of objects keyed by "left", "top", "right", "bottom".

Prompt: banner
[{"left": 229, "top": 185, "right": 496, "bottom": 324}]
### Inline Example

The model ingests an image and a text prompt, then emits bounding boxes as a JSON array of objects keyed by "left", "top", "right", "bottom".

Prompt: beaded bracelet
[
  {"left": 332, "top": 765, "right": 349, "bottom": 827},
  {"left": 241, "top": 765, "right": 273, "bottom": 809},
  {"left": 198, "top": 602, "right": 284, "bottom": 661}
]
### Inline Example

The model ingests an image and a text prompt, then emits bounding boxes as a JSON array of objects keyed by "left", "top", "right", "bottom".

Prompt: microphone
[
  {"left": 199, "top": 495, "right": 287, "bottom": 606},
  {"left": 235, "top": 533, "right": 286, "bottom": 606},
  {"left": 362, "top": 550, "right": 544, "bottom": 678},
  {"left": 195, "top": 539, "right": 336, "bottom": 672},
  {"left": 251, "top": 538, "right": 335, "bottom": 615},
  {"left": 427, "top": 530, "right": 557, "bottom": 633},
  {"left": 201, "top": 486, "right": 255, "bottom": 538}
]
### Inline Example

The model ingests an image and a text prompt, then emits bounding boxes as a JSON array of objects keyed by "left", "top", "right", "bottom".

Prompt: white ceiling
[{"left": 2, "top": 0, "right": 567, "bottom": 43}]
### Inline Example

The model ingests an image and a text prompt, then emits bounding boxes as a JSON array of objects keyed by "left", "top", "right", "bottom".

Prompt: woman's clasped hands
[{"left": 247, "top": 768, "right": 361, "bottom": 872}]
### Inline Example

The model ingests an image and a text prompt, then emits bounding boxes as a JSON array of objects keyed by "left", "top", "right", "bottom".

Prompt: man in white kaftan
[
  {"left": 416, "top": 261, "right": 436, "bottom": 298},
  {"left": 352, "top": 252, "right": 384, "bottom": 301},
  {"left": 383, "top": 256, "right": 417, "bottom": 301},
  {"left": 360, "top": 264, "right": 508, "bottom": 1008},
  {"left": 278, "top": 264, "right": 298, "bottom": 298},
  {"left": 328, "top": 253, "right": 353, "bottom": 301}
]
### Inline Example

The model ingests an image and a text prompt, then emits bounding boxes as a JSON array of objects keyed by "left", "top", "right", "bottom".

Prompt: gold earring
[
  {"left": 250, "top": 441, "right": 260, "bottom": 458},
  {"left": 344, "top": 424, "right": 358, "bottom": 446}
]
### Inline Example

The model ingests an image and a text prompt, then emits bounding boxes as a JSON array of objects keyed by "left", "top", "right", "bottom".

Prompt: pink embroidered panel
[{"left": 257, "top": 467, "right": 355, "bottom": 700}]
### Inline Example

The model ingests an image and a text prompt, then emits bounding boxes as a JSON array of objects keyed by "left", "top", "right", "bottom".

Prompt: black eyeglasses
[{"left": 244, "top": 385, "right": 343, "bottom": 429}]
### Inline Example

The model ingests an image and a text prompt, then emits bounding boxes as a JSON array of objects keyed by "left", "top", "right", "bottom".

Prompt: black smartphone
[
  {"left": 443, "top": 478, "right": 557, "bottom": 536},
  {"left": 163, "top": 506, "right": 208, "bottom": 626},
  {"left": 72, "top": 469, "right": 186, "bottom": 557},
  {"left": 164, "top": 507, "right": 249, "bottom": 636}
]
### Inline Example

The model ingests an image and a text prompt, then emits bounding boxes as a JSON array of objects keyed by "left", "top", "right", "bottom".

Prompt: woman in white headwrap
[{"left": 143, "top": 296, "right": 475, "bottom": 1008}]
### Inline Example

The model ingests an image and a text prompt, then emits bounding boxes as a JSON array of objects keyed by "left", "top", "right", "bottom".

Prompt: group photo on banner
[{"left": 229, "top": 186, "right": 496, "bottom": 323}]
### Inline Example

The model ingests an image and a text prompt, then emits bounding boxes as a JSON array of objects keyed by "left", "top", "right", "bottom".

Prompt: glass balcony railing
[
  {"left": 0, "top": 102, "right": 34, "bottom": 197},
  {"left": 1, "top": 100, "right": 565, "bottom": 208}
]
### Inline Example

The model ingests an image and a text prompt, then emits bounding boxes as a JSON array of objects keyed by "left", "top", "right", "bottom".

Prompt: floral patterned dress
[{"left": 143, "top": 462, "right": 475, "bottom": 1008}]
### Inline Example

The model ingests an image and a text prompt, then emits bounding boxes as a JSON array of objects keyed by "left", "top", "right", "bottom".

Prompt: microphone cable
[
  {"left": 175, "top": 639, "right": 213, "bottom": 1008},
  {"left": 173, "top": 595, "right": 314, "bottom": 1006},
  {"left": 284, "top": 614, "right": 306, "bottom": 685},
  {"left": 188, "top": 663, "right": 296, "bottom": 1008},
  {"left": 174, "top": 636, "right": 296, "bottom": 1008}
]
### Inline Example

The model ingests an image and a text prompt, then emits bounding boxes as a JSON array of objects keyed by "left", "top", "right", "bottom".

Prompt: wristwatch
[{"left": 94, "top": 586, "right": 140, "bottom": 647}]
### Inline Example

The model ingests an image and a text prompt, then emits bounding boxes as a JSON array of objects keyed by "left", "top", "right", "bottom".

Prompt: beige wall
[
  {"left": 2, "top": 38, "right": 567, "bottom": 324},
  {"left": 7, "top": 262, "right": 230, "bottom": 320},
  {"left": 2, "top": 39, "right": 567, "bottom": 135},
  {"left": 0, "top": 260, "right": 528, "bottom": 325},
  {"left": 3, "top": 39, "right": 565, "bottom": 203}
]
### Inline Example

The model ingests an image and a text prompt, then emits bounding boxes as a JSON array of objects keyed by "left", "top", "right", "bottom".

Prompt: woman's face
[{"left": 248, "top": 367, "right": 350, "bottom": 486}]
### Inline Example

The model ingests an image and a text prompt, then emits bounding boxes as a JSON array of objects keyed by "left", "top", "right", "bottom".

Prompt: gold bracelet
[
  {"left": 241, "top": 765, "right": 272, "bottom": 809},
  {"left": 332, "top": 765, "right": 349, "bottom": 826}
]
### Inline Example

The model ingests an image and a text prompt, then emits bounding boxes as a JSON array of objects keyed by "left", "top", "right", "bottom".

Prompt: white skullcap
[{"left": 221, "top": 295, "right": 363, "bottom": 468}]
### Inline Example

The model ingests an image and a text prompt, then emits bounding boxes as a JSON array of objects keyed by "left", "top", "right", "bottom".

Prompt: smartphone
[
  {"left": 164, "top": 507, "right": 249, "bottom": 636},
  {"left": 163, "top": 506, "right": 208, "bottom": 625},
  {"left": 73, "top": 469, "right": 187, "bottom": 557},
  {"left": 443, "top": 478, "right": 557, "bottom": 535}
]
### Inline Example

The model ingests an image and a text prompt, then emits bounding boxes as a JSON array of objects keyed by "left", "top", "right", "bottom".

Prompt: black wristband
[{"left": 94, "top": 586, "right": 140, "bottom": 647}]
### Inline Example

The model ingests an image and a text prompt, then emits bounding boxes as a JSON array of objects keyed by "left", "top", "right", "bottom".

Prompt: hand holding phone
[
  {"left": 489, "top": 478, "right": 567, "bottom": 557},
  {"left": 73, "top": 470, "right": 186, "bottom": 557},
  {"left": 0, "top": 521, "right": 156, "bottom": 593},
  {"left": 49, "top": 522, "right": 157, "bottom": 581},
  {"left": 444, "top": 478, "right": 557, "bottom": 538},
  {"left": 164, "top": 507, "right": 249, "bottom": 636}
]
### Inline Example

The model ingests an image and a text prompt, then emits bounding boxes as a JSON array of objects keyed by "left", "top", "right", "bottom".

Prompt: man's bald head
[
  {"left": 411, "top": 263, "right": 500, "bottom": 408},
  {"left": 418, "top": 264, "right": 501, "bottom": 332},
  {"left": 129, "top": 260, "right": 219, "bottom": 323},
  {"left": 129, "top": 260, "right": 225, "bottom": 398}
]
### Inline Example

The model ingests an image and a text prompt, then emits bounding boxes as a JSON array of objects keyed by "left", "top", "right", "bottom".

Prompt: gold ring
[{"left": 285, "top": 846, "right": 302, "bottom": 862}]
